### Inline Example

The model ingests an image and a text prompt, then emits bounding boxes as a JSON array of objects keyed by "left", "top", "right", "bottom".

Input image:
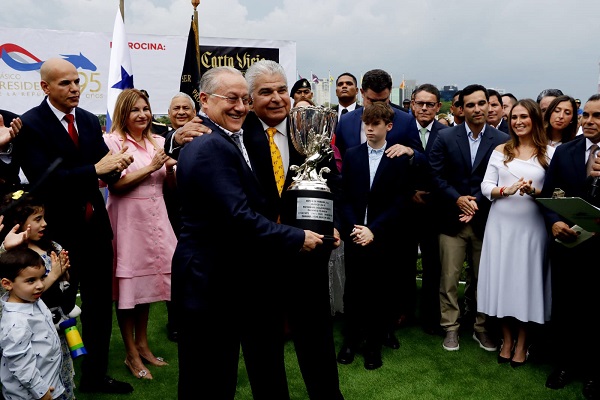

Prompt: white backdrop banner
[{"left": 0, "top": 27, "right": 296, "bottom": 115}]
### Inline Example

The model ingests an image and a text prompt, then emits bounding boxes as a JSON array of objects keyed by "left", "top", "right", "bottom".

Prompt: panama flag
[{"left": 106, "top": 5, "right": 134, "bottom": 132}]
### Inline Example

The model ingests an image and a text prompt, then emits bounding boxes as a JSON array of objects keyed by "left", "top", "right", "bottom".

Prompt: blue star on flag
[{"left": 111, "top": 66, "right": 133, "bottom": 90}]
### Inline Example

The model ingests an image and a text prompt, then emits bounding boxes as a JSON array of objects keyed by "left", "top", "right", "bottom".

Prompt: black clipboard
[{"left": 536, "top": 197, "right": 600, "bottom": 232}]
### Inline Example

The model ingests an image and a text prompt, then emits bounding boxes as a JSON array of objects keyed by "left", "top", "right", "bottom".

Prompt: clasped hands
[{"left": 351, "top": 225, "right": 374, "bottom": 246}]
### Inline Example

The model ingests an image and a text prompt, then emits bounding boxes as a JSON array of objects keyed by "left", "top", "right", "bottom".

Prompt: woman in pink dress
[{"left": 104, "top": 89, "right": 177, "bottom": 380}]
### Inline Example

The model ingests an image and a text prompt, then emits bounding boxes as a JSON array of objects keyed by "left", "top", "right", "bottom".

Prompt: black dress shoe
[
  {"left": 363, "top": 350, "right": 382, "bottom": 370},
  {"left": 545, "top": 369, "right": 571, "bottom": 389},
  {"left": 336, "top": 345, "right": 355, "bottom": 365},
  {"left": 79, "top": 376, "right": 134, "bottom": 394},
  {"left": 583, "top": 379, "right": 597, "bottom": 400},
  {"left": 383, "top": 331, "right": 400, "bottom": 350},
  {"left": 167, "top": 323, "right": 178, "bottom": 342}
]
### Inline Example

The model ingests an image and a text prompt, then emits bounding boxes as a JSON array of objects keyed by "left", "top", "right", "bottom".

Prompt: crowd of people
[{"left": 0, "top": 55, "right": 599, "bottom": 400}]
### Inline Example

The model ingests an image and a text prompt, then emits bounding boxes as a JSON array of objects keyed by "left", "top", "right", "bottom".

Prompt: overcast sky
[{"left": 2, "top": 0, "right": 600, "bottom": 102}]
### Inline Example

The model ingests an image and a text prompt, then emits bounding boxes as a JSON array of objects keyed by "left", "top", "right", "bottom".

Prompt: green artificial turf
[{"left": 74, "top": 283, "right": 583, "bottom": 400}]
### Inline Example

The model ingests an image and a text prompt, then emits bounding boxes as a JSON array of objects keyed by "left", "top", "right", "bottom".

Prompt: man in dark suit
[
  {"left": 331, "top": 72, "right": 362, "bottom": 122},
  {"left": 428, "top": 84, "right": 509, "bottom": 353},
  {"left": 541, "top": 94, "right": 600, "bottom": 400},
  {"left": 487, "top": 89, "right": 509, "bottom": 133},
  {"left": 0, "top": 110, "right": 23, "bottom": 196},
  {"left": 172, "top": 66, "right": 325, "bottom": 399},
  {"left": 405, "top": 83, "right": 448, "bottom": 335},
  {"left": 334, "top": 68, "right": 425, "bottom": 163},
  {"left": 242, "top": 59, "right": 344, "bottom": 400},
  {"left": 14, "top": 58, "right": 134, "bottom": 394}
]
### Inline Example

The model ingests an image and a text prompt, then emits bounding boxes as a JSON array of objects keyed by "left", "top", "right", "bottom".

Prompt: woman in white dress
[{"left": 477, "top": 99, "right": 554, "bottom": 367}]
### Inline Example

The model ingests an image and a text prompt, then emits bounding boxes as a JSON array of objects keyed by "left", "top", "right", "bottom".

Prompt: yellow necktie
[{"left": 267, "top": 127, "right": 285, "bottom": 196}]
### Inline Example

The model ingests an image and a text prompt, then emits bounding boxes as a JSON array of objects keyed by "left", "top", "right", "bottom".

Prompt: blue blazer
[
  {"left": 428, "top": 123, "right": 509, "bottom": 237},
  {"left": 334, "top": 106, "right": 425, "bottom": 160},
  {"left": 340, "top": 143, "right": 413, "bottom": 243},
  {"left": 172, "top": 118, "right": 305, "bottom": 311}
]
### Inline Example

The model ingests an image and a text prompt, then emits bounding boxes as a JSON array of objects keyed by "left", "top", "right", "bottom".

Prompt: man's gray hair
[
  {"left": 199, "top": 66, "right": 243, "bottom": 95},
  {"left": 169, "top": 92, "right": 195, "bottom": 111},
  {"left": 245, "top": 60, "right": 287, "bottom": 95}
]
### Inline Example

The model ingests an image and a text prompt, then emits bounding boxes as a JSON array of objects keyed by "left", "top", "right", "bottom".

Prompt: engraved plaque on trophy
[{"left": 281, "top": 105, "right": 337, "bottom": 244}]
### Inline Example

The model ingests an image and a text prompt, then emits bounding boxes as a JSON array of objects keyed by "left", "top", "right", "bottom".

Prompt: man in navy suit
[
  {"left": 14, "top": 58, "right": 134, "bottom": 394},
  {"left": 541, "top": 94, "right": 600, "bottom": 400},
  {"left": 334, "top": 68, "right": 424, "bottom": 163},
  {"left": 428, "top": 84, "right": 509, "bottom": 353},
  {"left": 172, "top": 66, "right": 325, "bottom": 399},
  {"left": 405, "top": 83, "right": 448, "bottom": 335}
]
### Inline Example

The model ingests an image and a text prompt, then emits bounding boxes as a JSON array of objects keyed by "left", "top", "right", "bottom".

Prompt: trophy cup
[{"left": 281, "top": 105, "right": 338, "bottom": 244}]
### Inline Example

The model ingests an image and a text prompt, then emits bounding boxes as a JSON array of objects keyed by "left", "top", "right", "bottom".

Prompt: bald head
[{"left": 40, "top": 58, "right": 81, "bottom": 113}]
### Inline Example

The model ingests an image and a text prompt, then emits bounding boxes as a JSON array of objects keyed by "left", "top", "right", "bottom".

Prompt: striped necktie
[{"left": 266, "top": 127, "right": 285, "bottom": 196}]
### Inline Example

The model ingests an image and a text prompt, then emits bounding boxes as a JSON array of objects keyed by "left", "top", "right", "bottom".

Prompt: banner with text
[{"left": 0, "top": 27, "right": 296, "bottom": 115}]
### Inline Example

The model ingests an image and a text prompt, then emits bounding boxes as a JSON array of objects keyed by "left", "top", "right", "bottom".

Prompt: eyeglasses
[
  {"left": 452, "top": 102, "right": 461, "bottom": 107},
  {"left": 414, "top": 101, "right": 438, "bottom": 109},
  {"left": 207, "top": 93, "right": 250, "bottom": 106}
]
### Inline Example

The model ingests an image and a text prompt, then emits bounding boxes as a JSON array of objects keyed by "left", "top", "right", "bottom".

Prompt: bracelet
[
  {"left": 166, "top": 169, "right": 175, "bottom": 175},
  {"left": 499, "top": 186, "right": 507, "bottom": 197},
  {"left": 529, "top": 187, "right": 536, "bottom": 196}
]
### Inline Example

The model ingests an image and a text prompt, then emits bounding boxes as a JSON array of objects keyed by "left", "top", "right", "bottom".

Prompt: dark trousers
[
  {"left": 285, "top": 250, "right": 344, "bottom": 400},
  {"left": 62, "top": 219, "right": 114, "bottom": 383},
  {"left": 550, "top": 236, "right": 599, "bottom": 380},
  {"left": 178, "top": 289, "right": 289, "bottom": 400}
]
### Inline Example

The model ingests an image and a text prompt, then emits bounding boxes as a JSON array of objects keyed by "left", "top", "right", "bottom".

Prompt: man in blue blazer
[
  {"left": 334, "top": 68, "right": 425, "bottom": 164},
  {"left": 405, "top": 83, "right": 449, "bottom": 335},
  {"left": 428, "top": 84, "right": 509, "bottom": 353},
  {"left": 540, "top": 94, "right": 600, "bottom": 399},
  {"left": 14, "top": 58, "right": 134, "bottom": 394},
  {"left": 173, "top": 66, "right": 325, "bottom": 399}
]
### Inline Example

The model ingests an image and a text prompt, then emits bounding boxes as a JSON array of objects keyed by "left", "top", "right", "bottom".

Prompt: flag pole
[
  {"left": 192, "top": 0, "right": 200, "bottom": 69},
  {"left": 120, "top": 0, "right": 124, "bottom": 20}
]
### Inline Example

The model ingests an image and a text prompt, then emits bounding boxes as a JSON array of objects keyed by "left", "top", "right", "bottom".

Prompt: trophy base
[{"left": 281, "top": 188, "right": 334, "bottom": 239}]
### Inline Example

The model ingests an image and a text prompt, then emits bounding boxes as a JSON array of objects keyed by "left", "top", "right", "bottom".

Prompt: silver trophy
[{"left": 282, "top": 105, "right": 337, "bottom": 242}]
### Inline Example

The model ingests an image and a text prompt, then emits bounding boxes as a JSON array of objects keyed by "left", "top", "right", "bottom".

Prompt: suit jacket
[
  {"left": 540, "top": 135, "right": 600, "bottom": 223},
  {"left": 0, "top": 109, "right": 23, "bottom": 196},
  {"left": 414, "top": 119, "right": 449, "bottom": 195},
  {"left": 497, "top": 119, "right": 509, "bottom": 134},
  {"left": 340, "top": 144, "right": 413, "bottom": 243},
  {"left": 242, "top": 111, "right": 342, "bottom": 229},
  {"left": 334, "top": 106, "right": 426, "bottom": 167},
  {"left": 428, "top": 123, "right": 509, "bottom": 238},
  {"left": 14, "top": 98, "right": 116, "bottom": 243},
  {"left": 172, "top": 118, "right": 305, "bottom": 311}
]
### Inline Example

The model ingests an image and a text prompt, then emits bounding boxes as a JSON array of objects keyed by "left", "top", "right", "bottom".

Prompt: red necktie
[
  {"left": 64, "top": 114, "right": 93, "bottom": 220},
  {"left": 64, "top": 114, "right": 79, "bottom": 147}
]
